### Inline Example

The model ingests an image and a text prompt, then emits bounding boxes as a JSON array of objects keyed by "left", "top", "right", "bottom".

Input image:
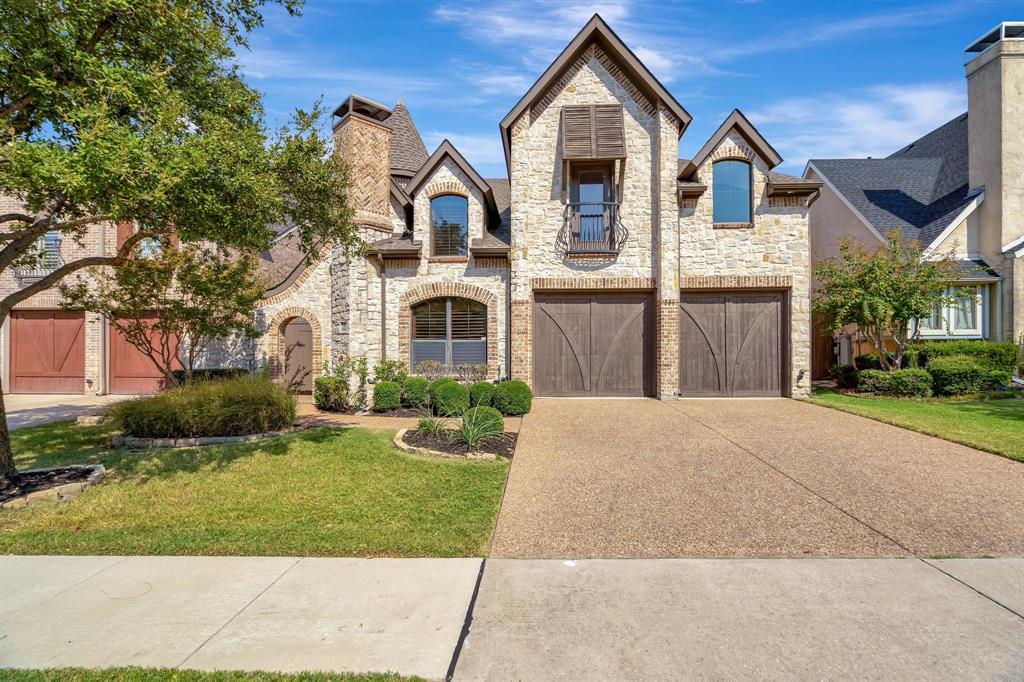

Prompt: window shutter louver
[
  {"left": 561, "top": 105, "right": 625, "bottom": 160},
  {"left": 593, "top": 105, "right": 625, "bottom": 158},
  {"left": 562, "top": 106, "right": 594, "bottom": 159}
]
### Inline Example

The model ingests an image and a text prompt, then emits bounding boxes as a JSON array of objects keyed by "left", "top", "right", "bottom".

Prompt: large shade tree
[{"left": 0, "top": 0, "right": 356, "bottom": 480}]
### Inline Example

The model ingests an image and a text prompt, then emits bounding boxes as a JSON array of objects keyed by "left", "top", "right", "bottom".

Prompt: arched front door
[{"left": 281, "top": 317, "right": 313, "bottom": 393}]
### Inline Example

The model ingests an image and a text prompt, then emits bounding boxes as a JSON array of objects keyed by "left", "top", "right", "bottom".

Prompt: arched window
[
  {"left": 431, "top": 194, "right": 469, "bottom": 257},
  {"left": 712, "top": 160, "right": 752, "bottom": 224},
  {"left": 411, "top": 297, "right": 486, "bottom": 367}
]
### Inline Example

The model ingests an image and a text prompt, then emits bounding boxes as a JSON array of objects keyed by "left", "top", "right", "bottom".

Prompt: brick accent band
[
  {"left": 424, "top": 182, "right": 469, "bottom": 199},
  {"left": 680, "top": 275, "right": 792, "bottom": 289},
  {"left": 509, "top": 300, "right": 532, "bottom": 388},
  {"left": 656, "top": 299, "right": 679, "bottom": 398},
  {"left": 530, "top": 276, "right": 656, "bottom": 291}
]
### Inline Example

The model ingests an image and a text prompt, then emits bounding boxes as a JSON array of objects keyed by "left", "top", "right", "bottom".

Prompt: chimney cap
[
  {"left": 965, "top": 21, "right": 1024, "bottom": 54},
  {"left": 331, "top": 94, "right": 393, "bottom": 124}
]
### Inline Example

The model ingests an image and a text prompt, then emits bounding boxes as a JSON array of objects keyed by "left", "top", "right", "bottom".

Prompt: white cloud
[{"left": 747, "top": 82, "right": 966, "bottom": 171}]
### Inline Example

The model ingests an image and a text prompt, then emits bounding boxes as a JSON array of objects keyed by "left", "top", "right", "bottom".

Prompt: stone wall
[
  {"left": 679, "top": 130, "right": 812, "bottom": 396},
  {"left": 254, "top": 254, "right": 332, "bottom": 377}
]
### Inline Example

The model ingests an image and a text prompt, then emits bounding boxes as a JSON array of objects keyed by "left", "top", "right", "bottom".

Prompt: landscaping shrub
[
  {"left": 912, "top": 340, "right": 1020, "bottom": 375},
  {"left": 373, "top": 380, "right": 402, "bottom": 411},
  {"left": 415, "top": 359, "right": 446, "bottom": 381},
  {"left": 853, "top": 352, "right": 897, "bottom": 370},
  {"left": 831, "top": 364, "right": 859, "bottom": 389},
  {"left": 455, "top": 406, "right": 504, "bottom": 448},
  {"left": 403, "top": 376, "right": 429, "bottom": 408},
  {"left": 428, "top": 376, "right": 457, "bottom": 402},
  {"left": 928, "top": 354, "right": 1011, "bottom": 396},
  {"left": 416, "top": 412, "right": 447, "bottom": 436},
  {"left": 433, "top": 381, "right": 470, "bottom": 417},
  {"left": 456, "top": 363, "right": 490, "bottom": 383},
  {"left": 493, "top": 380, "right": 532, "bottom": 415},
  {"left": 313, "top": 376, "right": 349, "bottom": 412},
  {"left": 469, "top": 381, "right": 495, "bottom": 407},
  {"left": 112, "top": 376, "right": 295, "bottom": 438},
  {"left": 374, "top": 359, "right": 408, "bottom": 384},
  {"left": 857, "top": 368, "right": 933, "bottom": 397},
  {"left": 171, "top": 368, "right": 248, "bottom": 383}
]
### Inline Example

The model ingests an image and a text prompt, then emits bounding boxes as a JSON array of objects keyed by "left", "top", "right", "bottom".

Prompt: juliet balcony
[{"left": 563, "top": 201, "right": 625, "bottom": 256}]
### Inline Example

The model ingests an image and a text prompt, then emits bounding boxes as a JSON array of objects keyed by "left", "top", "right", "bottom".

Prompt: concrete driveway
[
  {"left": 3, "top": 393, "right": 132, "bottom": 429},
  {"left": 490, "top": 398, "right": 1024, "bottom": 558}
]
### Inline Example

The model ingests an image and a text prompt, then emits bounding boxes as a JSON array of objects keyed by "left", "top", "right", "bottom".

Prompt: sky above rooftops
[{"left": 241, "top": 0, "right": 1018, "bottom": 177}]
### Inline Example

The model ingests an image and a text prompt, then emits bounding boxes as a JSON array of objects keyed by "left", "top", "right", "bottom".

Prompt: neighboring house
[
  {"left": 0, "top": 15, "right": 821, "bottom": 398},
  {"left": 806, "top": 21, "right": 1023, "bottom": 377}
]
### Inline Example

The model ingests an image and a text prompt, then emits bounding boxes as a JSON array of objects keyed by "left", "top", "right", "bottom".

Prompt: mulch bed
[
  {"left": 404, "top": 429, "right": 517, "bottom": 459},
  {"left": 0, "top": 467, "right": 94, "bottom": 504},
  {"left": 369, "top": 407, "right": 423, "bottom": 417}
]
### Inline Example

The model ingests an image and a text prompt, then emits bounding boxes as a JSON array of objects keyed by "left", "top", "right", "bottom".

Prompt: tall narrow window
[
  {"left": 712, "top": 160, "right": 752, "bottom": 224},
  {"left": 411, "top": 297, "right": 486, "bottom": 368},
  {"left": 431, "top": 195, "right": 469, "bottom": 257}
]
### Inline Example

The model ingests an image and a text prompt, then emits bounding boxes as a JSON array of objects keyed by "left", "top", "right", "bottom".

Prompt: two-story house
[
  {"left": 806, "top": 21, "right": 1023, "bottom": 376},
  {"left": 1, "top": 15, "right": 821, "bottom": 399}
]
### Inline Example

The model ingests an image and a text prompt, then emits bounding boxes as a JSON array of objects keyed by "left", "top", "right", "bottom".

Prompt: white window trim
[{"left": 914, "top": 284, "right": 986, "bottom": 339}]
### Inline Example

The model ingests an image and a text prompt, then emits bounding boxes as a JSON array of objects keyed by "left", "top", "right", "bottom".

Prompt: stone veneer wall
[
  {"left": 678, "top": 130, "right": 812, "bottom": 397},
  {"left": 255, "top": 254, "right": 332, "bottom": 377}
]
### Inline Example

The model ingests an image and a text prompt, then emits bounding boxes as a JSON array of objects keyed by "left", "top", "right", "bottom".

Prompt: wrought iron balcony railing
[{"left": 564, "top": 201, "right": 623, "bottom": 255}]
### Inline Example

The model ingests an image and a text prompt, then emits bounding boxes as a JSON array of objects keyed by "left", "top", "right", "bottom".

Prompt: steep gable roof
[
  {"left": 679, "top": 109, "right": 783, "bottom": 179},
  {"left": 498, "top": 14, "right": 692, "bottom": 173},
  {"left": 406, "top": 140, "right": 501, "bottom": 229},
  {"left": 388, "top": 98, "right": 428, "bottom": 177},
  {"left": 808, "top": 113, "right": 978, "bottom": 248}
]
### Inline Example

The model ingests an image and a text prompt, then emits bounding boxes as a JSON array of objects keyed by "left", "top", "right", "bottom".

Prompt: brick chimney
[{"left": 332, "top": 95, "right": 393, "bottom": 231}]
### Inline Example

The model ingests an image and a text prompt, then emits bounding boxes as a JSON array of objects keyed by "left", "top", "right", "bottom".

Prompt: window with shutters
[
  {"left": 430, "top": 194, "right": 469, "bottom": 257},
  {"left": 411, "top": 297, "right": 487, "bottom": 368},
  {"left": 561, "top": 104, "right": 626, "bottom": 160},
  {"left": 712, "top": 160, "right": 752, "bottom": 225}
]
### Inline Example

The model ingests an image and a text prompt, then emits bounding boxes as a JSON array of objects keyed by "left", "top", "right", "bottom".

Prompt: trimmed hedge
[
  {"left": 911, "top": 340, "right": 1020, "bottom": 374},
  {"left": 469, "top": 381, "right": 495, "bottom": 408},
  {"left": 428, "top": 377, "right": 456, "bottom": 403},
  {"left": 374, "top": 359, "right": 408, "bottom": 384},
  {"left": 463, "top": 405, "right": 504, "bottom": 433},
  {"left": 854, "top": 352, "right": 894, "bottom": 370},
  {"left": 831, "top": 364, "right": 859, "bottom": 389},
  {"left": 402, "top": 376, "right": 429, "bottom": 408},
  {"left": 373, "top": 380, "right": 402, "bottom": 411},
  {"left": 857, "top": 368, "right": 933, "bottom": 397},
  {"left": 171, "top": 368, "right": 248, "bottom": 383},
  {"left": 433, "top": 380, "right": 469, "bottom": 417},
  {"left": 493, "top": 380, "right": 532, "bottom": 415},
  {"left": 112, "top": 376, "right": 295, "bottom": 438},
  {"left": 928, "top": 354, "right": 1011, "bottom": 395},
  {"left": 313, "top": 376, "right": 349, "bottom": 412}
]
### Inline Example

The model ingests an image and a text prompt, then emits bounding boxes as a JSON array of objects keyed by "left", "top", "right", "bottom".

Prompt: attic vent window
[{"left": 561, "top": 105, "right": 626, "bottom": 160}]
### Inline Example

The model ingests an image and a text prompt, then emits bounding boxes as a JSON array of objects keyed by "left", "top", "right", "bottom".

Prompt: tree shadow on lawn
[{"left": 12, "top": 423, "right": 356, "bottom": 483}]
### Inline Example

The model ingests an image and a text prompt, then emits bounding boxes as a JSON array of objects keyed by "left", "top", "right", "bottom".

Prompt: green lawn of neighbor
[
  {"left": 0, "top": 669, "right": 423, "bottom": 682},
  {"left": 807, "top": 389, "right": 1024, "bottom": 462},
  {"left": 0, "top": 422, "right": 508, "bottom": 557}
]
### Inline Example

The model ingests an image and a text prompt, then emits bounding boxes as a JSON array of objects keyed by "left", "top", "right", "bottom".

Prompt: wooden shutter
[{"left": 561, "top": 105, "right": 626, "bottom": 160}]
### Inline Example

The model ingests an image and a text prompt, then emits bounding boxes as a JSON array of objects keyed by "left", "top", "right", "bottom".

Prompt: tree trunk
[{"left": 0, "top": 375, "right": 17, "bottom": 481}]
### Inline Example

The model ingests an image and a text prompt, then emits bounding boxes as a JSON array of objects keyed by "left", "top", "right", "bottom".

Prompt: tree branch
[{"left": 0, "top": 212, "right": 34, "bottom": 225}]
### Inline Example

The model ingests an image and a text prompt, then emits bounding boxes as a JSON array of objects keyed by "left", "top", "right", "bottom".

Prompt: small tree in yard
[
  {"left": 60, "top": 245, "right": 264, "bottom": 386},
  {"left": 0, "top": 0, "right": 357, "bottom": 482},
  {"left": 813, "top": 231, "right": 957, "bottom": 371}
]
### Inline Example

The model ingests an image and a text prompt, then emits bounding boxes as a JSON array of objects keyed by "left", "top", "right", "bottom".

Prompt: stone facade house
[
  {"left": 0, "top": 15, "right": 820, "bottom": 398},
  {"left": 805, "top": 22, "right": 1023, "bottom": 377}
]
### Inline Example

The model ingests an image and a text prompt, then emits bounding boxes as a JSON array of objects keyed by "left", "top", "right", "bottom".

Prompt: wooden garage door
[
  {"left": 109, "top": 316, "right": 180, "bottom": 394},
  {"left": 533, "top": 293, "right": 653, "bottom": 397},
  {"left": 679, "top": 292, "right": 785, "bottom": 397},
  {"left": 9, "top": 311, "right": 86, "bottom": 393}
]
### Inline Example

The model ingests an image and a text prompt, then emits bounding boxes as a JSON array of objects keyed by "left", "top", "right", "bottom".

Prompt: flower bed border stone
[
  {"left": 111, "top": 427, "right": 305, "bottom": 449},
  {"left": 1, "top": 464, "right": 105, "bottom": 510},
  {"left": 393, "top": 428, "right": 497, "bottom": 461}
]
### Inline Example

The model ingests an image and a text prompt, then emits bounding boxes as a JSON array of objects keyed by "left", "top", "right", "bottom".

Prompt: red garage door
[
  {"left": 9, "top": 311, "right": 86, "bottom": 393},
  {"left": 109, "top": 316, "right": 180, "bottom": 394}
]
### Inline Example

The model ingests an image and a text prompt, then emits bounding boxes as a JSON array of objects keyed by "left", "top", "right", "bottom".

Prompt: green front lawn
[
  {"left": 807, "top": 389, "right": 1024, "bottom": 462},
  {"left": 0, "top": 422, "right": 508, "bottom": 556},
  {"left": 0, "top": 669, "right": 421, "bottom": 682}
]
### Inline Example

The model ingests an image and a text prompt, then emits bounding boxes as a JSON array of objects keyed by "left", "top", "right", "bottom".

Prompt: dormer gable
[{"left": 679, "top": 109, "right": 782, "bottom": 181}]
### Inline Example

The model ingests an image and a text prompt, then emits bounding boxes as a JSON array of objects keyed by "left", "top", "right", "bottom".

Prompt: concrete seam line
[
  {"left": 446, "top": 558, "right": 486, "bottom": 682},
  {"left": 4, "top": 555, "right": 130, "bottom": 621},
  {"left": 920, "top": 558, "right": 1024, "bottom": 622},
  {"left": 175, "top": 557, "right": 302, "bottom": 669},
  {"left": 664, "top": 401, "right": 913, "bottom": 555}
]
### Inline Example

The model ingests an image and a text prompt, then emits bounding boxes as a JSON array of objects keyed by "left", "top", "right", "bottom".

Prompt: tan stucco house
[
  {"left": 806, "top": 21, "right": 1023, "bottom": 376},
  {"left": 0, "top": 15, "right": 821, "bottom": 398}
]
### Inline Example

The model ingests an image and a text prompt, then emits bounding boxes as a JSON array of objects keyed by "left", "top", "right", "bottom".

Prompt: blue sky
[{"left": 241, "top": 1, "right": 1019, "bottom": 177}]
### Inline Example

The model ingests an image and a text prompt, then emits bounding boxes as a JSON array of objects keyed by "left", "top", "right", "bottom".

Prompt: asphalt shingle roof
[
  {"left": 388, "top": 99, "right": 428, "bottom": 177},
  {"left": 811, "top": 113, "right": 976, "bottom": 248}
]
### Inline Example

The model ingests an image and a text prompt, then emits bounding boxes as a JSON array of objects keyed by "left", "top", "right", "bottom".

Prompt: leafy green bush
[
  {"left": 428, "top": 377, "right": 457, "bottom": 402},
  {"left": 112, "top": 376, "right": 295, "bottom": 438},
  {"left": 171, "top": 368, "right": 248, "bottom": 383},
  {"left": 913, "top": 340, "right": 1020, "bottom": 374},
  {"left": 857, "top": 368, "right": 933, "bottom": 397},
  {"left": 928, "top": 355, "right": 1011, "bottom": 395},
  {"left": 455, "top": 406, "right": 504, "bottom": 448},
  {"left": 372, "top": 380, "right": 402, "bottom": 411},
  {"left": 402, "top": 376, "right": 429, "bottom": 408},
  {"left": 493, "top": 380, "right": 532, "bottom": 415},
  {"left": 469, "top": 381, "right": 495, "bottom": 407},
  {"left": 416, "top": 412, "right": 447, "bottom": 437},
  {"left": 374, "top": 359, "right": 408, "bottom": 384},
  {"left": 313, "top": 376, "right": 349, "bottom": 411},
  {"left": 831, "top": 364, "right": 859, "bottom": 389},
  {"left": 854, "top": 352, "right": 896, "bottom": 370},
  {"left": 433, "top": 381, "right": 470, "bottom": 417}
]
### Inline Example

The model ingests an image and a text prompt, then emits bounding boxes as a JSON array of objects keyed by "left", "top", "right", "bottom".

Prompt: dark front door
[
  {"left": 679, "top": 292, "right": 785, "bottom": 397},
  {"left": 282, "top": 318, "right": 313, "bottom": 393},
  {"left": 533, "top": 293, "right": 653, "bottom": 397},
  {"left": 9, "top": 311, "right": 86, "bottom": 393}
]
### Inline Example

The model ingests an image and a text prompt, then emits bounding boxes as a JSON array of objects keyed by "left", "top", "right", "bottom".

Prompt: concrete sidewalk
[
  {"left": 2, "top": 555, "right": 1021, "bottom": 680},
  {"left": 3, "top": 393, "right": 132, "bottom": 430}
]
